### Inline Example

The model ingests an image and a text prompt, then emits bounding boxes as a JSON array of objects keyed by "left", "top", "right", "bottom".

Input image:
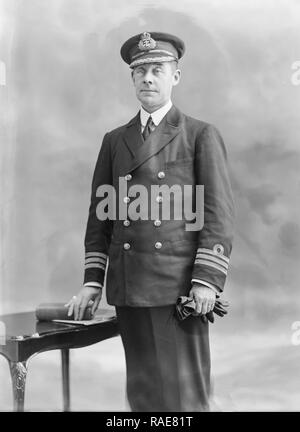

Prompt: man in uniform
[{"left": 67, "top": 32, "right": 235, "bottom": 412}]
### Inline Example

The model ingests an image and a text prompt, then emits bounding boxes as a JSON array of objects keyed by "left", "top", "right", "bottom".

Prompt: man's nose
[{"left": 143, "top": 70, "right": 153, "bottom": 84}]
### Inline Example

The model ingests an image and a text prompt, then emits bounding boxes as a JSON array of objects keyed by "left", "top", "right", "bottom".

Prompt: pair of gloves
[{"left": 175, "top": 296, "right": 229, "bottom": 323}]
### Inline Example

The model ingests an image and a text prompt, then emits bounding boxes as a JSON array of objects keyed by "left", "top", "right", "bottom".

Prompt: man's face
[{"left": 131, "top": 62, "right": 181, "bottom": 113}]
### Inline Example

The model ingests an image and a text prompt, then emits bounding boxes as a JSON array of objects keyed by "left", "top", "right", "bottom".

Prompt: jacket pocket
[{"left": 164, "top": 157, "right": 194, "bottom": 168}]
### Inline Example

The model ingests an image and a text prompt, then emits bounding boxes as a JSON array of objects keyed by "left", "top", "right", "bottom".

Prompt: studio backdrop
[{"left": 1, "top": 0, "right": 300, "bottom": 411}]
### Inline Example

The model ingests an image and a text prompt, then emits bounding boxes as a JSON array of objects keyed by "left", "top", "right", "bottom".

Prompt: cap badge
[{"left": 138, "top": 32, "right": 157, "bottom": 51}]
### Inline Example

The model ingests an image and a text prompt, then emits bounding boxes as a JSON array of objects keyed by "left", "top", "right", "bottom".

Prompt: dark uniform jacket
[{"left": 83, "top": 105, "right": 235, "bottom": 306}]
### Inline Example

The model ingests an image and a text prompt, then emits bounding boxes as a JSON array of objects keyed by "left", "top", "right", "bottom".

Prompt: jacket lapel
[
  {"left": 123, "top": 105, "right": 182, "bottom": 174},
  {"left": 123, "top": 112, "right": 144, "bottom": 159}
]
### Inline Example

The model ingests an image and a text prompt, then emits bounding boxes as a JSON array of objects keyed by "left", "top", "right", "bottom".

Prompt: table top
[
  {"left": 0, "top": 309, "right": 119, "bottom": 362},
  {"left": 0, "top": 309, "right": 117, "bottom": 340}
]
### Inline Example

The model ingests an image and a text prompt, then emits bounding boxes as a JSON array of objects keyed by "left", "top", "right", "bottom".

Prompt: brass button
[
  {"left": 124, "top": 174, "right": 132, "bottom": 181},
  {"left": 123, "top": 197, "right": 130, "bottom": 204},
  {"left": 156, "top": 196, "right": 163, "bottom": 203},
  {"left": 154, "top": 220, "right": 161, "bottom": 227},
  {"left": 123, "top": 243, "right": 131, "bottom": 250},
  {"left": 123, "top": 220, "right": 130, "bottom": 227},
  {"left": 157, "top": 171, "right": 165, "bottom": 179},
  {"left": 155, "top": 242, "right": 162, "bottom": 249}
]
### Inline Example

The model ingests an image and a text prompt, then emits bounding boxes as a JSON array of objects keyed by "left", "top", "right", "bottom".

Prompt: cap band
[
  {"left": 130, "top": 55, "right": 177, "bottom": 68},
  {"left": 131, "top": 49, "right": 176, "bottom": 60}
]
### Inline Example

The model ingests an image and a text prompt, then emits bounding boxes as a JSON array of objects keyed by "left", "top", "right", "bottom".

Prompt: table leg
[
  {"left": 9, "top": 361, "right": 28, "bottom": 412},
  {"left": 61, "top": 348, "right": 70, "bottom": 411}
]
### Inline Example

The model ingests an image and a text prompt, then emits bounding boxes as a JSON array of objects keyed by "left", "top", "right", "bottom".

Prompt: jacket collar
[
  {"left": 126, "top": 103, "right": 182, "bottom": 129},
  {"left": 140, "top": 100, "right": 173, "bottom": 128},
  {"left": 122, "top": 105, "right": 183, "bottom": 174}
]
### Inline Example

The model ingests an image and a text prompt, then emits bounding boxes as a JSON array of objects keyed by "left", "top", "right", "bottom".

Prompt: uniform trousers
[{"left": 116, "top": 305, "right": 211, "bottom": 412}]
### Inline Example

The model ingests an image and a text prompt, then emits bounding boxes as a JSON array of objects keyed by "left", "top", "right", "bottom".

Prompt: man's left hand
[{"left": 188, "top": 284, "right": 216, "bottom": 315}]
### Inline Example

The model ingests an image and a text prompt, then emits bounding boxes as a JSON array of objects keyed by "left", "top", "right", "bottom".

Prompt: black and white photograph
[{"left": 0, "top": 0, "right": 300, "bottom": 413}]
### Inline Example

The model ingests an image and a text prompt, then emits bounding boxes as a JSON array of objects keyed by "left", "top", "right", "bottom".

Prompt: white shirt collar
[{"left": 140, "top": 100, "right": 173, "bottom": 128}]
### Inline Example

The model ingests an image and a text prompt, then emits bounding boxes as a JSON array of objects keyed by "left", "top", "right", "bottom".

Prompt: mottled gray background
[{"left": 1, "top": 0, "right": 300, "bottom": 411}]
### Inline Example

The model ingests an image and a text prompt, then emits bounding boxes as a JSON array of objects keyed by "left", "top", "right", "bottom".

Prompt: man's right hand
[{"left": 65, "top": 286, "right": 102, "bottom": 320}]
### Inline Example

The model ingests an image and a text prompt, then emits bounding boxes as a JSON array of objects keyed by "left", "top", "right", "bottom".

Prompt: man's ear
[
  {"left": 131, "top": 69, "right": 135, "bottom": 82},
  {"left": 172, "top": 69, "right": 181, "bottom": 87}
]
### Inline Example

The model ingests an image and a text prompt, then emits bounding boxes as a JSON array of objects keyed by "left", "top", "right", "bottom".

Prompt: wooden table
[{"left": 0, "top": 309, "right": 119, "bottom": 411}]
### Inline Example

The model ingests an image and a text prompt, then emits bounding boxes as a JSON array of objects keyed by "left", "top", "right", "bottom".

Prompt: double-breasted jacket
[{"left": 83, "top": 105, "right": 235, "bottom": 306}]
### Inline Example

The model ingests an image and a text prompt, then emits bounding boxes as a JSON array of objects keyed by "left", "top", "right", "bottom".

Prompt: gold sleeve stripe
[
  {"left": 194, "top": 259, "right": 228, "bottom": 276},
  {"left": 84, "top": 263, "right": 106, "bottom": 271},
  {"left": 195, "top": 253, "right": 229, "bottom": 269},
  {"left": 196, "top": 248, "right": 230, "bottom": 263},
  {"left": 85, "top": 252, "right": 108, "bottom": 260},
  {"left": 85, "top": 257, "right": 107, "bottom": 265}
]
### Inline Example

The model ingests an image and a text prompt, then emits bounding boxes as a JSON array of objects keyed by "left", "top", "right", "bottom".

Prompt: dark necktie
[{"left": 142, "top": 116, "right": 155, "bottom": 140}]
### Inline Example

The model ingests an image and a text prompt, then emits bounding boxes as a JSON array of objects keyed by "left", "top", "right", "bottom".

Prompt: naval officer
[{"left": 67, "top": 31, "right": 235, "bottom": 411}]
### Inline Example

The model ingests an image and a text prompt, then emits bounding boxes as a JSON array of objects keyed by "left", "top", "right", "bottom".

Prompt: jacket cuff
[
  {"left": 192, "top": 244, "right": 230, "bottom": 292},
  {"left": 191, "top": 279, "right": 220, "bottom": 294},
  {"left": 83, "top": 251, "right": 108, "bottom": 286},
  {"left": 84, "top": 282, "right": 103, "bottom": 289}
]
